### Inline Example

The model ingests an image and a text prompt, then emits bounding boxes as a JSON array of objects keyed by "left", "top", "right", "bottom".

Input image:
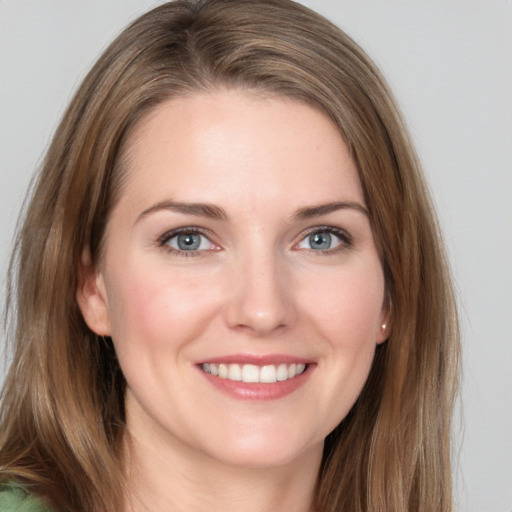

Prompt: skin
[{"left": 78, "top": 90, "right": 389, "bottom": 512}]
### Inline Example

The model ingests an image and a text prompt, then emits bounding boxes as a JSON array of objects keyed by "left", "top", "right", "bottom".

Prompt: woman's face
[{"left": 79, "top": 90, "right": 388, "bottom": 469}]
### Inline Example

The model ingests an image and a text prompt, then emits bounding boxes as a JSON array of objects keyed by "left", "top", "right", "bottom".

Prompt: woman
[{"left": 0, "top": 1, "right": 459, "bottom": 511}]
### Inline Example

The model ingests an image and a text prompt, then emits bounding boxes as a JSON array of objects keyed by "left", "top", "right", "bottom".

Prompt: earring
[{"left": 381, "top": 323, "right": 387, "bottom": 332}]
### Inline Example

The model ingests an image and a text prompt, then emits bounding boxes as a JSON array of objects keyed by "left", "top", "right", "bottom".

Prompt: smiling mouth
[{"left": 201, "top": 362, "right": 307, "bottom": 383}]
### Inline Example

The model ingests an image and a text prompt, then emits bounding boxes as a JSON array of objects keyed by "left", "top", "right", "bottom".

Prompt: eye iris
[
  {"left": 309, "top": 232, "right": 332, "bottom": 250},
  {"left": 177, "top": 233, "right": 201, "bottom": 250}
]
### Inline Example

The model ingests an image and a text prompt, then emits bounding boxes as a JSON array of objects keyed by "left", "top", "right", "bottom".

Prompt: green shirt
[{"left": 0, "top": 484, "right": 54, "bottom": 512}]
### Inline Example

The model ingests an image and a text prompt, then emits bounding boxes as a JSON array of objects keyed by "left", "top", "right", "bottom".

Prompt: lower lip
[{"left": 199, "top": 365, "right": 313, "bottom": 400}]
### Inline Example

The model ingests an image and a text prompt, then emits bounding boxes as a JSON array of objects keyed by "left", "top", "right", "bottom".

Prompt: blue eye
[
  {"left": 296, "top": 228, "right": 349, "bottom": 252},
  {"left": 308, "top": 232, "right": 333, "bottom": 250},
  {"left": 163, "top": 230, "right": 214, "bottom": 252}
]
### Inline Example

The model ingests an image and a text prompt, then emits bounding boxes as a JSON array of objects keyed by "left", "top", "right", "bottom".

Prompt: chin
[{"left": 197, "top": 425, "right": 324, "bottom": 469}]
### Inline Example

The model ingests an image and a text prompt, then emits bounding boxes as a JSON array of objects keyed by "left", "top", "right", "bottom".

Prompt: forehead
[{"left": 115, "top": 90, "right": 364, "bottom": 215}]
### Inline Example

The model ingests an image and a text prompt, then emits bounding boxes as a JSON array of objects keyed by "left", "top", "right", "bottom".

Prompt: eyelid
[
  {"left": 293, "top": 225, "right": 352, "bottom": 252},
  {"left": 157, "top": 227, "right": 219, "bottom": 254},
  {"left": 156, "top": 225, "right": 352, "bottom": 255}
]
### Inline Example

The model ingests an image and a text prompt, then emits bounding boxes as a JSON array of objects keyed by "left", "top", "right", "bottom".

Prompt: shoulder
[{"left": 0, "top": 483, "right": 54, "bottom": 512}]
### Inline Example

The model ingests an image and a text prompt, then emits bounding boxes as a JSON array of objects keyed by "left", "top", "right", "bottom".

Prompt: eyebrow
[
  {"left": 292, "top": 201, "right": 368, "bottom": 220},
  {"left": 136, "top": 201, "right": 228, "bottom": 223},
  {"left": 136, "top": 199, "right": 368, "bottom": 224}
]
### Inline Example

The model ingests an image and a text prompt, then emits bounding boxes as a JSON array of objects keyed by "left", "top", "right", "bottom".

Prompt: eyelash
[
  {"left": 157, "top": 225, "right": 352, "bottom": 257},
  {"left": 157, "top": 227, "right": 217, "bottom": 257},
  {"left": 295, "top": 226, "right": 353, "bottom": 254}
]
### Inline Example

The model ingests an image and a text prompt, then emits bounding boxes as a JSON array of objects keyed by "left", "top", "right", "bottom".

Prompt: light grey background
[{"left": 1, "top": 1, "right": 511, "bottom": 511}]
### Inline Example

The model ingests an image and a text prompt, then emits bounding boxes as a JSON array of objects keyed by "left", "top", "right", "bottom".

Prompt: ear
[
  {"left": 376, "top": 298, "right": 392, "bottom": 345},
  {"left": 76, "top": 248, "right": 111, "bottom": 336}
]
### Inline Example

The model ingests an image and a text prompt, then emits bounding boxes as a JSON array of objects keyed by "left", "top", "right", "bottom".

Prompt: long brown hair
[{"left": 0, "top": 1, "right": 459, "bottom": 511}]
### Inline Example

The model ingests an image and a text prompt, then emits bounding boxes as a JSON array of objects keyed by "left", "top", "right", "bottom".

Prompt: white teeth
[
  {"left": 203, "top": 362, "right": 308, "bottom": 383},
  {"left": 260, "top": 365, "right": 277, "bottom": 383},
  {"left": 241, "top": 364, "right": 260, "bottom": 383},
  {"left": 218, "top": 363, "right": 228, "bottom": 379},
  {"left": 276, "top": 363, "right": 289, "bottom": 381},
  {"left": 228, "top": 363, "right": 242, "bottom": 381}
]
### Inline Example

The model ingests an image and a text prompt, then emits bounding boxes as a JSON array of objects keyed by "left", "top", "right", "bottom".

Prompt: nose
[{"left": 223, "top": 250, "right": 296, "bottom": 337}]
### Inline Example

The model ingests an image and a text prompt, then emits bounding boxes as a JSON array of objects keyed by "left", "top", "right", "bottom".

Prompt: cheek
[
  {"left": 299, "top": 265, "right": 384, "bottom": 429},
  {"left": 104, "top": 262, "right": 223, "bottom": 356},
  {"left": 301, "top": 263, "right": 385, "bottom": 346}
]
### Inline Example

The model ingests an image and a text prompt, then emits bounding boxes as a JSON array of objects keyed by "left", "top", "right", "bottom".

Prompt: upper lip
[{"left": 196, "top": 354, "right": 314, "bottom": 366}]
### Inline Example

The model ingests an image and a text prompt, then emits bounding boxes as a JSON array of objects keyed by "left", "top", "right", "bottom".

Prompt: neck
[{"left": 123, "top": 414, "right": 322, "bottom": 512}]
